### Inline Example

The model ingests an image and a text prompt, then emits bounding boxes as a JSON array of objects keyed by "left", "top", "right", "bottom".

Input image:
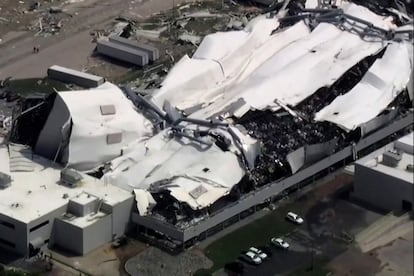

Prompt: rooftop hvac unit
[
  {"left": 60, "top": 168, "right": 83, "bottom": 187},
  {"left": 0, "top": 172, "right": 11, "bottom": 189},
  {"left": 382, "top": 150, "right": 402, "bottom": 167},
  {"left": 406, "top": 164, "right": 414, "bottom": 173}
]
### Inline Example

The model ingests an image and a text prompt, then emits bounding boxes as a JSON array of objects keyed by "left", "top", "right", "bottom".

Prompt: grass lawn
[
  {"left": 9, "top": 78, "right": 68, "bottom": 95},
  {"left": 195, "top": 200, "right": 312, "bottom": 276}
]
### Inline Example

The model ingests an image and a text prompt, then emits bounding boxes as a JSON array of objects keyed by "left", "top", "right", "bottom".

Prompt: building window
[
  {"left": 100, "top": 105, "right": 116, "bottom": 115},
  {"left": 0, "top": 238, "right": 15, "bottom": 248},
  {"left": 107, "top": 133, "right": 122, "bottom": 145},
  {"left": 0, "top": 220, "right": 15, "bottom": 229},
  {"left": 29, "top": 220, "right": 49, "bottom": 232}
]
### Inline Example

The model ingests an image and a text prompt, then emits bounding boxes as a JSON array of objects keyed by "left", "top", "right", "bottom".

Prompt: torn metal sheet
[
  {"left": 286, "top": 147, "right": 305, "bottom": 174},
  {"left": 190, "top": 3, "right": 393, "bottom": 120},
  {"left": 35, "top": 82, "right": 153, "bottom": 171},
  {"left": 103, "top": 128, "right": 246, "bottom": 210},
  {"left": 315, "top": 42, "right": 413, "bottom": 132},
  {"left": 150, "top": 14, "right": 281, "bottom": 111},
  {"left": 360, "top": 108, "right": 399, "bottom": 137},
  {"left": 287, "top": 138, "right": 338, "bottom": 174},
  {"left": 133, "top": 189, "right": 156, "bottom": 216}
]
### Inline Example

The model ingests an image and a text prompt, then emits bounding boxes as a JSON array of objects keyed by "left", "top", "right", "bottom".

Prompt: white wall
[
  {"left": 82, "top": 214, "right": 112, "bottom": 254},
  {"left": 111, "top": 197, "right": 134, "bottom": 237},
  {"left": 52, "top": 218, "right": 83, "bottom": 254}
]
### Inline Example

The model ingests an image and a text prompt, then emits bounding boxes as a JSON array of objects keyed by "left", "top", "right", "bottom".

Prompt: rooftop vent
[
  {"left": 406, "top": 164, "right": 414, "bottom": 173},
  {"left": 60, "top": 168, "right": 83, "bottom": 188},
  {"left": 382, "top": 150, "right": 402, "bottom": 167},
  {"left": 0, "top": 172, "right": 11, "bottom": 189}
]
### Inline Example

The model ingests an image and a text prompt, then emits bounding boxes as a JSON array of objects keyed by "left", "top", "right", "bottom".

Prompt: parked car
[
  {"left": 258, "top": 245, "right": 273, "bottom": 257},
  {"left": 248, "top": 247, "right": 268, "bottom": 260},
  {"left": 239, "top": 251, "right": 262, "bottom": 265},
  {"left": 271, "top": 237, "right": 290, "bottom": 249},
  {"left": 224, "top": 261, "right": 245, "bottom": 274},
  {"left": 286, "top": 212, "right": 304, "bottom": 224}
]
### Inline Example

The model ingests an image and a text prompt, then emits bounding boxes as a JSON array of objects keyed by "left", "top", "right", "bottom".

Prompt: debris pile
[
  {"left": 29, "top": 5, "right": 71, "bottom": 37},
  {"left": 0, "top": 0, "right": 73, "bottom": 37}
]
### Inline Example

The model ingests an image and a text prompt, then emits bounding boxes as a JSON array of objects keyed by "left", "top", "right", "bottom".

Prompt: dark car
[{"left": 224, "top": 261, "right": 245, "bottom": 275}]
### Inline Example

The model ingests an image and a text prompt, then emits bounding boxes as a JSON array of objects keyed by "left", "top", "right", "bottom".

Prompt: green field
[{"left": 8, "top": 78, "right": 68, "bottom": 95}]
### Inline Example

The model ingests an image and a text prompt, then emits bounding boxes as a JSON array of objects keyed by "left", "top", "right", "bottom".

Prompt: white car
[
  {"left": 271, "top": 237, "right": 290, "bottom": 249},
  {"left": 286, "top": 212, "right": 304, "bottom": 224},
  {"left": 241, "top": 251, "right": 262, "bottom": 265},
  {"left": 248, "top": 247, "right": 268, "bottom": 260}
]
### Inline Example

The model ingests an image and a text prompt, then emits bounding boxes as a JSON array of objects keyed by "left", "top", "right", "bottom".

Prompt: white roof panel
[
  {"left": 315, "top": 42, "right": 413, "bottom": 131},
  {"left": 57, "top": 82, "right": 153, "bottom": 170},
  {"left": 0, "top": 146, "right": 132, "bottom": 224}
]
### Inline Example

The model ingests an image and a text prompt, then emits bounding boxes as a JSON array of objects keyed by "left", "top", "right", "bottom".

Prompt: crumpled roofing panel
[
  {"left": 191, "top": 3, "right": 394, "bottom": 120},
  {"left": 315, "top": 41, "right": 413, "bottom": 131},
  {"left": 58, "top": 82, "right": 153, "bottom": 171},
  {"left": 150, "top": 14, "right": 281, "bottom": 111},
  {"left": 104, "top": 129, "right": 246, "bottom": 210}
]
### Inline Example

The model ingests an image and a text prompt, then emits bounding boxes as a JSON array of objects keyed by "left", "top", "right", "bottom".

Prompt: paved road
[{"left": 0, "top": 0, "right": 204, "bottom": 79}]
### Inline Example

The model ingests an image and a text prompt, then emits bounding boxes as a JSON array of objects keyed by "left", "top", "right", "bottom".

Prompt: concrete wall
[
  {"left": 52, "top": 218, "right": 83, "bottom": 255},
  {"left": 0, "top": 204, "right": 67, "bottom": 256},
  {"left": 0, "top": 214, "right": 27, "bottom": 255},
  {"left": 27, "top": 205, "right": 67, "bottom": 254},
  {"left": 354, "top": 164, "right": 413, "bottom": 212},
  {"left": 82, "top": 214, "right": 112, "bottom": 254},
  {"left": 111, "top": 197, "right": 134, "bottom": 238}
]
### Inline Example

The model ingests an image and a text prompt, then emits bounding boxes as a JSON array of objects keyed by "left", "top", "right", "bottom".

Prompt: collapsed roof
[
  {"left": 34, "top": 82, "right": 153, "bottom": 171},
  {"left": 315, "top": 41, "right": 413, "bottom": 131},
  {"left": 104, "top": 125, "right": 257, "bottom": 213},
  {"left": 119, "top": 1, "right": 412, "bottom": 216},
  {"left": 150, "top": 2, "right": 411, "bottom": 128},
  {"left": 7, "top": 1, "right": 412, "bottom": 223}
]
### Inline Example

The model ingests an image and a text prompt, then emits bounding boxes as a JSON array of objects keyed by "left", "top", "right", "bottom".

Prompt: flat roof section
[
  {"left": 60, "top": 211, "right": 109, "bottom": 228},
  {"left": 0, "top": 145, "right": 132, "bottom": 224},
  {"left": 357, "top": 132, "right": 414, "bottom": 184}
]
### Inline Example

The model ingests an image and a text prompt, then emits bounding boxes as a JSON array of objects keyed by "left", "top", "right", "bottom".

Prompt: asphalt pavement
[{"left": 229, "top": 198, "right": 382, "bottom": 276}]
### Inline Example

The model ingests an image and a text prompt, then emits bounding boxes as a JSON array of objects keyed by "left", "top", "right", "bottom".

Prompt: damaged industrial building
[{"left": 0, "top": 0, "right": 413, "bottom": 256}]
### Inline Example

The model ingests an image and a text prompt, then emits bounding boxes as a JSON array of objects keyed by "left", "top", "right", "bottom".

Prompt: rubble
[{"left": 177, "top": 32, "right": 201, "bottom": 46}]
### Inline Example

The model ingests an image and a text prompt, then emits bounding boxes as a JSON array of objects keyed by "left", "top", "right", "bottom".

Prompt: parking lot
[
  {"left": 227, "top": 197, "right": 383, "bottom": 275},
  {"left": 199, "top": 174, "right": 384, "bottom": 275}
]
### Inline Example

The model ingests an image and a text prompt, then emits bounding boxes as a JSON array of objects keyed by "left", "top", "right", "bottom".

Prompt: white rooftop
[
  {"left": 0, "top": 145, "right": 133, "bottom": 224},
  {"left": 358, "top": 132, "right": 414, "bottom": 184},
  {"left": 70, "top": 192, "right": 98, "bottom": 206},
  {"left": 60, "top": 211, "right": 109, "bottom": 228}
]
